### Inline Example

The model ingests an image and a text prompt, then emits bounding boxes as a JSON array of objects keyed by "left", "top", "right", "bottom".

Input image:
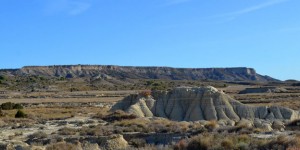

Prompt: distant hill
[{"left": 1, "top": 65, "right": 278, "bottom": 82}]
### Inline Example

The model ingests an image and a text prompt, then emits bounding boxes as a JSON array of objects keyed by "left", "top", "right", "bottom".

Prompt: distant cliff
[{"left": 0, "top": 65, "right": 278, "bottom": 82}]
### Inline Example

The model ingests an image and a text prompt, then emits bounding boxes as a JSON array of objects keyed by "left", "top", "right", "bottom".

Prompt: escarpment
[
  {"left": 111, "top": 86, "right": 300, "bottom": 121},
  {"left": 1, "top": 65, "right": 278, "bottom": 82}
]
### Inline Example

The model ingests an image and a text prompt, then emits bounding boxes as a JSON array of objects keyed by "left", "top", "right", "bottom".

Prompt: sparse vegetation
[
  {"left": 187, "top": 134, "right": 212, "bottom": 150},
  {"left": 46, "top": 142, "right": 80, "bottom": 150},
  {"left": 1, "top": 102, "right": 23, "bottom": 110},
  {"left": 221, "top": 138, "right": 234, "bottom": 149},
  {"left": 99, "top": 110, "right": 137, "bottom": 122},
  {"left": 13, "top": 103, "right": 23, "bottom": 109},
  {"left": 1, "top": 102, "right": 15, "bottom": 110},
  {"left": 78, "top": 125, "right": 114, "bottom": 136},
  {"left": 204, "top": 120, "right": 218, "bottom": 131},
  {"left": 0, "top": 109, "right": 6, "bottom": 117},
  {"left": 174, "top": 139, "right": 187, "bottom": 150},
  {"left": 129, "top": 138, "right": 147, "bottom": 148},
  {"left": 171, "top": 132, "right": 300, "bottom": 150},
  {"left": 1, "top": 67, "right": 300, "bottom": 150},
  {"left": 58, "top": 127, "right": 77, "bottom": 135},
  {"left": 28, "top": 131, "right": 48, "bottom": 140},
  {"left": 140, "top": 90, "right": 152, "bottom": 97}
]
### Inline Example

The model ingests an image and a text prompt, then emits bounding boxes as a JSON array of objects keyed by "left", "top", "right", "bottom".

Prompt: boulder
[
  {"left": 218, "top": 120, "right": 227, "bottom": 126},
  {"left": 261, "top": 123, "right": 273, "bottom": 132},
  {"left": 254, "top": 119, "right": 263, "bottom": 128}
]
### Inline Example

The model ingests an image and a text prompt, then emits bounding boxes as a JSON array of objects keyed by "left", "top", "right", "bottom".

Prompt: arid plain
[{"left": 0, "top": 66, "right": 300, "bottom": 150}]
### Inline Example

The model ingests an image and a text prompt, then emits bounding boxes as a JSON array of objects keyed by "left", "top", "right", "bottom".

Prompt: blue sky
[{"left": 0, "top": 0, "right": 299, "bottom": 80}]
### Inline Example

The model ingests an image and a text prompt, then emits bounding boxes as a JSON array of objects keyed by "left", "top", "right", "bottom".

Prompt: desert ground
[{"left": 0, "top": 81, "right": 300, "bottom": 149}]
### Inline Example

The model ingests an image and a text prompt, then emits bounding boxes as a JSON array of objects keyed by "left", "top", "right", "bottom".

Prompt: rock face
[
  {"left": 111, "top": 86, "right": 300, "bottom": 121},
  {"left": 1, "top": 65, "right": 278, "bottom": 82}
]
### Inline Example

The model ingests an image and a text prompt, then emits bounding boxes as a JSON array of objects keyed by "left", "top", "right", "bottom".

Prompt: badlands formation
[{"left": 111, "top": 86, "right": 300, "bottom": 122}]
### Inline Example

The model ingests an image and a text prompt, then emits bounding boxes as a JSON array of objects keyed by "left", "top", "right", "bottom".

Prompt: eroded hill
[{"left": 111, "top": 86, "right": 300, "bottom": 121}]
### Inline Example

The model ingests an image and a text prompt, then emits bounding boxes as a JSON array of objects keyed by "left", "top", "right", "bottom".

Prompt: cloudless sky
[{"left": 0, "top": 0, "right": 300, "bottom": 80}]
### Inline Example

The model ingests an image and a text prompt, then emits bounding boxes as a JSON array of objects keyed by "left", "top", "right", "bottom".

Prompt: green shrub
[
  {"left": 15, "top": 110, "right": 27, "bottom": 118},
  {"left": 1, "top": 102, "right": 24, "bottom": 110},
  {"left": 1, "top": 102, "right": 14, "bottom": 110},
  {"left": 0, "top": 76, "right": 4, "bottom": 80},
  {"left": 13, "top": 103, "right": 23, "bottom": 109}
]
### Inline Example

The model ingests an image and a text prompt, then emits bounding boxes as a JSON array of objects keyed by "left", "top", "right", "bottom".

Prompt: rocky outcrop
[
  {"left": 0, "top": 65, "right": 278, "bottom": 82},
  {"left": 111, "top": 86, "right": 300, "bottom": 122}
]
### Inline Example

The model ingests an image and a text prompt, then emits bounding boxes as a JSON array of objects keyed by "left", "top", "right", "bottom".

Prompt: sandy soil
[{"left": 0, "top": 97, "right": 123, "bottom": 104}]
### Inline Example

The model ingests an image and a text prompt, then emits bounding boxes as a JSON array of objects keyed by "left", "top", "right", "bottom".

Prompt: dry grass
[
  {"left": 46, "top": 142, "right": 81, "bottom": 150},
  {"left": 237, "top": 134, "right": 251, "bottom": 143},
  {"left": 148, "top": 119, "right": 190, "bottom": 133},
  {"left": 28, "top": 131, "right": 48, "bottom": 140},
  {"left": 79, "top": 125, "right": 114, "bottom": 136},
  {"left": 113, "top": 118, "right": 149, "bottom": 133},
  {"left": 58, "top": 127, "right": 78, "bottom": 135},
  {"left": 99, "top": 110, "right": 137, "bottom": 122},
  {"left": 113, "top": 118, "right": 193, "bottom": 134},
  {"left": 0, "top": 117, "right": 35, "bottom": 127},
  {"left": 129, "top": 138, "right": 147, "bottom": 148},
  {"left": 57, "top": 125, "right": 115, "bottom": 136},
  {"left": 204, "top": 120, "right": 218, "bottom": 131},
  {"left": 0, "top": 97, "right": 122, "bottom": 104},
  {"left": 221, "top": 139, "right": 234, "bottom": 149},
  {"left": 187, "top": 134, "right": 213, "bottom": 150},
  {"left": 177, "top": 133, "right": 300, "bottom": 150},
  {"left": 174, "top": 139, "right": 187, "bottom": 150},
  {"left": 261, "top": 135, "right": 300, "bottom": 149},
  {"left": 1, "top": 106, "right": 109, "bottom": 120}
]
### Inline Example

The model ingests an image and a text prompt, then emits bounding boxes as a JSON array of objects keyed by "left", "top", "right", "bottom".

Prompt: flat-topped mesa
[
  {"left": 111, "top": 86, "right": 300, "bottom": 122},
  {"left": 1, "top": 65, "right": 278, "bottom": 82}
]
